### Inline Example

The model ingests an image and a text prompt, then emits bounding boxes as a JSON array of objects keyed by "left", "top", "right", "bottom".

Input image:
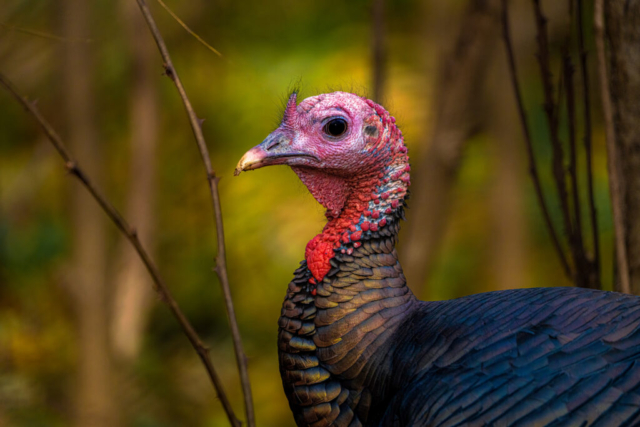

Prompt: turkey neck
[
  {"left": 278, "top": 176, "right": 417, "bottom": 426},
  {"left": 297, "top": 156, "right": 411, "bottom": 283}
]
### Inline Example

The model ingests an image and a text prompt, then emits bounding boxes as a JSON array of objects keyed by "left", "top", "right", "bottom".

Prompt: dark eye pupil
[{"left": 324, "top": 119, "right": 347, "bottom": 137}]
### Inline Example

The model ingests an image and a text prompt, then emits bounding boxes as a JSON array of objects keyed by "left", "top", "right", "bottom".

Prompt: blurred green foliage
[{"left": 0, "top": 0, "right": 614, "bottom": 426}]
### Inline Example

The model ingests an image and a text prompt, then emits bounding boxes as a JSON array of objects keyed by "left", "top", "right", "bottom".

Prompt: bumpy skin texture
[{"left": 237, "top": 92, "right": 640, "bottom": 426}]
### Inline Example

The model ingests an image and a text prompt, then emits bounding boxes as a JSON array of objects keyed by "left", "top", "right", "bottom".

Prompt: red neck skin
[{"left": 293, "top": 125, "right": 410, "bottom": 283}]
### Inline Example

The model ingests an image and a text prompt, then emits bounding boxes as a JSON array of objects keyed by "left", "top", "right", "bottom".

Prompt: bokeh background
[{"left": 0, "top": 0, "right": 614, "bottom": 426}]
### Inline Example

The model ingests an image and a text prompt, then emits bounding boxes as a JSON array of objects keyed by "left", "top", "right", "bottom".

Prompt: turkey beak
[
  {"left": 235, "top": 144, "right": 271, "bottom": 176},
  {"left": 234, "top": 132, "right": 318, "bottom": 175}
]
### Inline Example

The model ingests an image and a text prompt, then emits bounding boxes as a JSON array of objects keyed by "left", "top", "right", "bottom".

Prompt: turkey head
[{"left": 235, "top": 91, "right": 409, "bottom": 220}]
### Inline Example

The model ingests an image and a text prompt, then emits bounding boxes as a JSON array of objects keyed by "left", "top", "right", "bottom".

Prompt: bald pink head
[
  {"left": 236, "top": 91, "right": 409, "bottom": 217},
  {"left": 236, "top": 91, "right": 406, "bottom": 173}
]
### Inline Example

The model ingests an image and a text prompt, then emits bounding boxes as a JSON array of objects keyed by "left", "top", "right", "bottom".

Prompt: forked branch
[
  {"left": 500, "top": 0, "right": 572, "bottom": 279},
  {"left": 594, "top": 0, "right": 630, "bottom": 294},
  {"left": 576, "top": 0, "right": 600, "bottom": 282},
  {"left": 531, "top": 0, "right": 576, "bottom": 279},
  {"left": 0, "top": 72, "right": 241, "bottom": 427},
  {"left": 563, "top": 50, "right": 589, "bottom": 285},
  {"left": 134, "top": 0, "right": 255, "bottom": 425}
]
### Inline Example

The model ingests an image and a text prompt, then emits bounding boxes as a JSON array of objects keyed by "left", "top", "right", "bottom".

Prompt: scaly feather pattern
[
  {"left": 382, "top": 287, "right": 640, "bottom": 426},
  {"left": 279, "top": 214, "right": 415, "bottom": 426}
]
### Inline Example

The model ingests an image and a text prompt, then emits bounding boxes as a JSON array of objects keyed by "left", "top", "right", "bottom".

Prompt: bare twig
[
  {"left": 554, "top": 61, "right": 565, "bottom": 129},
  {"left": 563, "top": 49, "right": 592, "bottom": 287},
  {"left": 594, "top": 0, "right": 630, "bottom": 293},
  {"left": 501, "top": 0, "right": 572, "bottom": 279},
  {"left": 577, "top": 0, "right": 600, "bottom": 280},
  {"left": 532, "top": 0, "right": 576, "bottom": 276},
  {"left": 0, "top": 21, "right": 93, "bottom": 43},
  {"left": 154, "top": 0, "right": 223, "bottom": 58},
  {"left": 134, "top": 1, "right": 255, "bottom": 425},
  {"left": 0, "top": 72, "right": 240, "bottom": 427},
  {"left": 563, "top": 52, "right": 581, "bottom": 253}
]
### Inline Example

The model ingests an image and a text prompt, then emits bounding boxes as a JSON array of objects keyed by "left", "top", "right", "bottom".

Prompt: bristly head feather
[
  {"left": 273, "top": 81, "right": 302, "bottom": 129},
  {"left": 282, "top": 92, "right": 298, "bottom": 128}
]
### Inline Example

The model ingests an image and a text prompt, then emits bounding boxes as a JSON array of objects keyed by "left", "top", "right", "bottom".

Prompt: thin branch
[
  {"left": 563, "top": 49, "right": 592, "bottom": 287},
  {"left": 532, "top": 0, "right": 577, "bottom": 278},
  {"left": 0, "top": 72, "right": 240, "bottom": 427},
  {"left": 134, "top": 1, "right": 255, "bottom": 425},
  {"left": 154, "top": 0, "right": 223, "bottom": 58},
  {"left": 0, "top": 21, "right": 93, "bottom": 43},
  {"left": 594, "top": 0, "right": 630, "bottom": 293},
  {"left": 563, "top": 51, "right": 582, "bottom": 256},
  {"left": 576, "top": 0, "right": 600, "bottom": 284},
  {"left": 554, "top": 57, "right": 565, "bottom": 131},
  {"left": 501, "top": 0, "right": 572, "bottom": 279}
]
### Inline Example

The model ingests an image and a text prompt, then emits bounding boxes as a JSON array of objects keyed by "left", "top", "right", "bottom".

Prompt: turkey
[{"left": 235, "top": 91, "right": 640, "bottom": 427}]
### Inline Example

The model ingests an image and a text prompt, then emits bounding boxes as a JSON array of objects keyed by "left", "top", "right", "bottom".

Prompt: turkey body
[
  {"left": 384, "top": 288, "right": 640, "bottom": 426},
  {"left": 235, "top": 91, "right": 640, "bottom": 426},
  {"left": 278, "top": 222, "right": 640, "bottom": 427}
]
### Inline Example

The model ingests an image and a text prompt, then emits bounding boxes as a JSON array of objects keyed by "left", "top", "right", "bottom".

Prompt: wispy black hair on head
[
  {"left": 321, "top": 81, "right": 370, "bottom": 100},
  {"left": 270, "top": 80, "right": 385, "bottom": 129}
]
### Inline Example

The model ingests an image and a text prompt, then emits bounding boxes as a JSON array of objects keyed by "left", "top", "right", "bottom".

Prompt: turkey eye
[{"left": 323, "top": 118, "right": 348, "bottom": 138}]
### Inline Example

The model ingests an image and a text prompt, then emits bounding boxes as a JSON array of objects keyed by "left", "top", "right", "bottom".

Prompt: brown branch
[
  {"left": 501, "top": 0, "right": 572, "bottom": 279},
  {"left": 563, "top": 49, "right": 593, "bottom": 288},
  {"left": 0, "top": 72, "right": 240, "bottom": 427},
  {"left": 563, "top": 52, "right": 582, "bottom": 257},
  {"left": 577, "top": 0, "right": 600, "bottom": 282},
  {"left": 594, "top": 0, "right": 630, "bottom": 294},
  {"left": 154, "top": 0, "right": 223, "bottom": 58},
  {"left": 133, "top": 1, "right": 255, "bottom": 425},
  {"left": 0, "top": 21, "right": 94, "bottom": 43},
  {"left": 554, "top": 59, "right": 565, "bottom": 130},
  {"left": 532, "top": 0, "right": 577, "bottom": 279}
]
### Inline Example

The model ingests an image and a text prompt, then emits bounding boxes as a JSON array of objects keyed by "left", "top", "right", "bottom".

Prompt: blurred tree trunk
[
  {"left": 605, "top": 1, "right": 640, "bottom": 294},
  {"left": 109, "top": 0, "right": 159, "bottom": 418},
  {"left": 111, "top": 0, "right": 158, "bottom": 366},
  {"left": 401, "top": 0, "right": 500, "bottom": 297},
  {"left": 61, "top": 0, "right": 114, "bottom": 425}
]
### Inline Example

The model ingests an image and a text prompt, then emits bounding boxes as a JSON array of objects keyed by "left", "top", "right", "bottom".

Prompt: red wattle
[{"left": 305, "top": 236, "right": 334, "bottom": 281}]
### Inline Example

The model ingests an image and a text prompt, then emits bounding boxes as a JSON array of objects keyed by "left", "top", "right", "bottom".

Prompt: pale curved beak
[
  {"left": 234, "top": 132, "right": 319, "bottom": 176},
  {"left": 234, "top": 145, "right": 270, "bottom": 176}
]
